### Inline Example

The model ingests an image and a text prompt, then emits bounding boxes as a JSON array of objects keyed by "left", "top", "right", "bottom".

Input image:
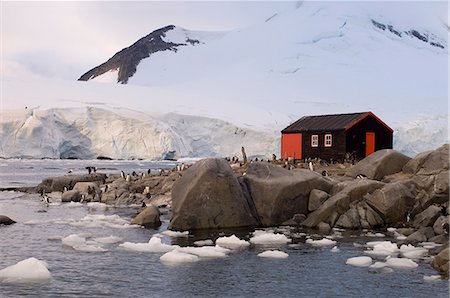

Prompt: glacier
[{"left": 1, "top": 1, "right": 448, "bottom": 159}]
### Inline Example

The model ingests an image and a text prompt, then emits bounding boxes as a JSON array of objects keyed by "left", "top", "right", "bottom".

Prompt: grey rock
[
  {"left": 131, "top": 206, "right": 161, "bottom": 228},
  {"left": 169, "top": 158, "right": 259, "bottom": 230},
  {"left": 429, "top": 234, "right": 449, "bottom": 245},
  {"left": 317, "top": 222, "right": 331, "bottom": 233},
  {"left": 413, "top": 205, "right": 442, "bottom": 228},
  {"left": 346, "top": 149, "right": 411, "bottom": 180},
  {"left": 433, "top": 216, "right": 449, "bottom": 235},
  {"left": 432, "top": 247, "right": 449, "bottom": 277},
  {"left": 0, "top": 215, "right": 16, "bottom": 225},
  {"left": 243, "top": 163, "right": 334, "bottom": 226},
  {"left": 356, "top": 201, "right": 384, "bottom": 229},
  {"left": 403, "top": 144, "right": 449, "bottom": 175},
  {"left": 309, "top": 189, "right": 329, "bottom": 212},
  {"left": 61, "top": 190, "right": 81, "bottom": 202},
  {"left": 406, "top": 227, "right": 435, "bottom": 244},
  {"left": 366, "top": 181, "right": 415, "bottom": 225},
  {"left": 335, "top": 208, "right": 361, "bottom": 229},
  {"left": 37, "top": 173, "right": 106, "bottom": 193},
  {"left": 396, "top": 228, "right": 415, "bottom": 236},
  {"left": 302, "top": 179, "right": 384, "bottom": 228}
]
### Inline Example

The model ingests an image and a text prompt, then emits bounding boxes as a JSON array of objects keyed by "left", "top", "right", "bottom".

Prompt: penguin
[
  {"left": 67, "top": 169, "right": 73, "bottom": 174},
  {"left": 41, "top": 194, "right": 50, "bottom": 204},
  {"left": 147, "top": 169, "right": 151, "bottom": 175},
  {"left": 356, "top": 174, "right": 367, "bottom": 179},
  {"left": 146, "top": 193, "right": 151, "bottom": 199},
  {"left": 104, "top": 184, "right": 109, "bottom": 192},
  {"left": 308, "top": 162, "right": 314, "bottom": 172},
  {"left": 132, "top": 171, "right": 137, "bottom": 177},
  {"left": 126, "top": 174, "right": 131, "bottom": 182},
  {"left": 63, "top": 186, "right": 68, "bottom": 193},
  {"left": 120, "top": 171, "right": 125, "bottom": 179},
  {"left": 80, "top": 194, "right": 86, "bottom": 203},
  {"left": 321, "top": 170, "right": 328, "bottom": 177},
  {"left": 86, "top": 167, "right": 92, "bottom": 174},
  {"left": 406, "top": 212, "right": 411, "bottom": 223},
  {"left": 93, "top": 167, "right": 97, "bottom": 173},
  {"left": 141, "top": 201, "right": 147, "bottom": 208}
]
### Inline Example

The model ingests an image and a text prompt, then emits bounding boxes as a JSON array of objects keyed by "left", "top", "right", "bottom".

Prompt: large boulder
[
  {"left": 346, "top": 149, "right": 411, "bottom": 180},
  {"left": 73, "top": 182, "right": 100, "bottom": 194},
  {"left": 403, "top": 144, "right": 449, "bottom": 175},
  {"left": 433, "top": 216, "right": 449, "bottom": 235},
  {"left": 169, "top": 158, "right": 259, "bottom": 230},
  {"left": 242, "top": 163, "right": 334, "bottom": 226},
  {"left": 335, "top": 208, "right": 360, "bottom": 229},
  {"left": 61, "top": 190, "right": 81, "bottom": 202},
  {"left": 432, "top": 247, "right": 449, "bottom": 277},
  {"left": 356, "top": 201, "right": 384, "bottom": 229},
  {"left": 413, "top": 205, "right": 442, "bottom": 228},
  {"left": 302, "top": 179, "right": 384, "bottom": 228},
  {"left": 405, "top": 227, "right": 435, "bottom": 244},
  {"left": 0, "top": 215, "right": 16, "bottom": 225},
  {"left": 131, "top": 206, "right": 161, "bottom": 228},
  {"left": 365, "top": 181, "right": 416, "bottom": 225},
  {"left": 308, "top": 189, "right": 329, "bottom": 212},
  {"left": 37, "top": 173, "right": 107, "bottom": 193}
]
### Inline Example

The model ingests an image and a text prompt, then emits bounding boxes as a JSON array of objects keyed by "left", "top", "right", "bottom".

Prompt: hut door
[
  {"left": 281, "top": 133, "right": 302, "bottom": 159},
  {"left": 365, "top": 132, "right": 375, "bottom": 156}
]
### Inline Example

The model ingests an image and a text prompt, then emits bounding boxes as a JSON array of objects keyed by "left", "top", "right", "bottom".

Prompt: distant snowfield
[{"left": 1, "top": 1, "right": 448, "bottom": 159}]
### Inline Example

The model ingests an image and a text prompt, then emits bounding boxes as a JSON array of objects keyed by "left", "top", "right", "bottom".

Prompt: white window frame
[
  {"left": 325, "top": 134, "right": 332, "bottom": 147},
  {"left": 311, "top": 135, "right": 319, "bottom": 147}
]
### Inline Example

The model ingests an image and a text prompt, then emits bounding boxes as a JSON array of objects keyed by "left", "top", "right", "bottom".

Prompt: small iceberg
[
  {"left": 193, "top": 239, "right": 214, "bottom": 246},
  {"left": 160, "top": 250, "right": 199, "bottom": 265},
  {"left": 177, "top": 246, "right": 230, "bottom": 258},
  {"left": 216, "top": 235, "right": 250, "bottom": 249},
  {"left": 364, "top": 241, "right": 399, "bottom": 257},
  {"left": 330, "top": 246, "right": 340, "bottom": 252},
  {"left": 306, "top": 238, "right": 336, "bottom": 246},
  {"left": 0, "top": 258, "right": 52, "bottom": 283},
  {"left": 73, "top": 245, "right": 108, "bottom": 253},
  {"left": 399, "top": 244, "right": 428, "bottom": 259},
  {"left": 423, "top": 275, "right": 441, "bottom": 282},
  {"left": 161, "top": 230, "right": 189, "bottom": 237},
  {"left": 257, "top": 250, "right": 289, "bottom": 259},
  {"left": 94, "top": 235, "right": 123, "bottom": 244},
  {"left": 346, "top": 256, "right": 373, "bottom": 267},
  {"left": 249, "top": 231, "right": 291, "bottom": 245},
  {"left": 385, "top": 257, "right": 418, "bottom": 269},
  {"left": 119, "top": 236, "right": 179, "bottom": 253}
]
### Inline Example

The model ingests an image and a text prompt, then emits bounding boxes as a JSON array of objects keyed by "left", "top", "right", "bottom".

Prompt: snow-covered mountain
[
  {"left": 2, "top": 1, "right": 448, "bottom": 159},
  {"left": 0, "top": 107, "right": 278, "bottom": 159}
]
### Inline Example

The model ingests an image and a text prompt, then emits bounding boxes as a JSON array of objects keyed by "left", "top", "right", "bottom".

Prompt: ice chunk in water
[
  {"left": 0, "top": 258, "right": 52, "bottom": 283},
  {"left": 177, "top": 246, "right": 229, "bottom": 258},
  {"left": 385, "top": 257, "right": 418, "bottom": 269},
  {"left": 94, "top": 236, "right": 123, "bottom": 244},
  {"left": 330, "top": 246, "right": 340, "bottom": 252},
  {"left": 193, "top": 239, "right": 214, "bottom": 246},
  {"left": 73, "top": 245, "right": 108, "bottom": 253},
  {"left": 119, "top": 236, "right": 178, "bottom": 253},
  {"left": 257, "top": 250, "right": 289, "bottom": 259},
  {"left": 346, "top": 256, "right": 373, "bottom": 267},
  {"left": 423, "top": 275, "right": 441, "bottom": 282},
  {"left": 364, "top": 241, "right": 399, "bottom": 257},
  {"left": 216, "top": 235, "right": 250, "bottom": 249},
  {"left": 62, "top": 234, "right": 86, "bottom": 247},
  {"left": 161, "top": 230, "right": 189, "bottom": 237},
  {"left": 160, "top": 250, "right": 199, "bottom": 264},
  {"left": 399, "top": 244, "right": 428, "bottom": 259},
  {"left": 306, "top": 238, "right": 336, "bottom": 246},
  {"left": 249, "top": 231, "right": 291, "bottom": 245}
]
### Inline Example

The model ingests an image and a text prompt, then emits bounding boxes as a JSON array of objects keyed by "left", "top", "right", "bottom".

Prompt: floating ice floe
[
  {"left": 257, "top": 250, "right": 289, "bottom": 259},
  {"left": 177, "top": 245, "right": 230, "bottom": 258},
  {"left": 249, "top": 231, "right": 291, "bottom": 245},
  {"left": 369, "top": 261, "right": 388, "bottom": 269},
  {"left": 61, "top": 234, "right": 108, "bottom": 252},
  {"left": 160, "top": 250, "right": 199, "bottom": 265},
  {"left": 70, "top": 214, "right": 136, "bottom": 229},
  {"left": 419, "top": 242, "right": 443, "bottom": 249},
  {"left": 72, "top": 245, "right": 108, "bottom": 253},
  {"left": 119, "top": 236, "right": 179, "bottom": 253},
  {"left": 364, "top": 241, "right": 399, "bottom": 257},
  {"left": 193, "top": 239, "right": 214, "bottom": 246},
  {"left": 330, "top": 246, "right": 340, "bottom": 252},
  {"left": 385, "top": 257, "right": 418, "bottom": 269},
  {"left": 93, "top": 235, "right": 123, "bottom": 244},
  {"left": 0, "top": 258, "right": 52, "bottom": 283},
  {"left": 399, "top": 244, "right": 428, "bottom": 259},
  {"left": 423, "top": 275, "right": 441, "bottom": 282},
  {"left": 306, "top": 238, "right": 336, "bottom": 246},
  {"left": 216, "top": 235, "right": 250, "bottom": 249},
  {"left": 161, "top": 230, "right": 189, "bottom": 237},
  {"left": 365, "top": 232, "right": 385, "bottom": 238},
  {"left": 346, "top": 256, "right": 373, "bottom": 267},
  {"left": 62, "top": 234, "right": 86, "bottom": 247}
]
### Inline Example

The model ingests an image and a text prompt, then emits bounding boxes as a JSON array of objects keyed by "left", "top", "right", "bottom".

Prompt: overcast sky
[{"left": 1, "top": 1, "right": 296, "bottom": 80}]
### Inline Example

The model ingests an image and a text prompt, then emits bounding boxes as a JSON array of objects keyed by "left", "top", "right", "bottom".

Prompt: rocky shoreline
[{"left": 1, "top": 144, "right": 448, "bottom": 277}]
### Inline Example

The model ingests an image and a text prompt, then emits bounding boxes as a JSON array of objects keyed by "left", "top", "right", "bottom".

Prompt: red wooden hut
[{"left": 281, "top": 112, "right": 393, "bottom": 161}]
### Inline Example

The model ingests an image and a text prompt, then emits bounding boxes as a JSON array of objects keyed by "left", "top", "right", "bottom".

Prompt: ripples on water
[{"left": 0, "top": 160, "right": 448, "bottom": 297}]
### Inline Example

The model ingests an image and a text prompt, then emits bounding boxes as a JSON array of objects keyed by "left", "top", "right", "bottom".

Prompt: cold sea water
[{"left": 0, "top": 159, "right": 448, "bottom": 297}]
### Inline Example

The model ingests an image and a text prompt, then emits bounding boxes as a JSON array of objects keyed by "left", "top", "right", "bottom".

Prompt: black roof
[{"left": 281, "top": 112, "right": 370, "bottom": 133}]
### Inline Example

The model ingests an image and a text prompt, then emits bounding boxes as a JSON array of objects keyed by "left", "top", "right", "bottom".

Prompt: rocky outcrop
[
  {"left": 308, "top": 189, "right": 329, "bottom": 212},
  {"left": 131, "top": 206, "right": 161, "bottom": 228},
  {"left": 0, "top": 215, "right": 16, "bottom": 225},
  {"left": 366, "top": 181, "right": 416, "bottom": 225},
  {"left": 169, "top": 159, "right": 259, "bottom": 230},
  {"left": 413, "top": 205, "right": 442, "bottom": 228},
  {"left": 346, "top": 149, "right": 411, "bottom": 180},
  {"left": 37, "top": 173, "right": 106, "bottom": 193},
  {"left": 403, "top": 144, "right": 449, "bottom": 175},
  {"left": 61, "top": 190, "right": 81, "bottom": 203},
  {"left": 242, "top": 163, "right": 334, "bottom": 226},
  {"left": 302, "top": 180, "right": 384, "bottom": 228},
  {"left": 432, "top": 247, "right": 449, "bottom": 277}
]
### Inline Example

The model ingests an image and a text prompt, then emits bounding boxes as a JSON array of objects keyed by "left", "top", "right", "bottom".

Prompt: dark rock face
[
  {"left": 131, "top": 206, "right": 161, "bottom": 228},
  {"left": 78, "top": 25, "right": 197, "bottom": 84},
  {"left": 302, "top": 180, "right": 385, "bottom": 228},
  {"left": 242, "top": 164, "right": 334, "bottom": 226},
  {"left": 366, "top": 181, "right": 416, "bottom": 225},
  {"left": 0, "top": 215, "right": 16, "bottom": 225},
  {"left": 346, "top": 149, "right": 411, "bottom": 181},
  {"left": 37, "top": 173, "right": 106, "bottom": 193},
  {"left": 432, "top": 247, "right": 449, "bottom": 277},
  {"left": 403, "top": 144, "right": 449, "bottom": 175},
  {"left": 169, "top": 159, "right": 259, "bottom": 230}
]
